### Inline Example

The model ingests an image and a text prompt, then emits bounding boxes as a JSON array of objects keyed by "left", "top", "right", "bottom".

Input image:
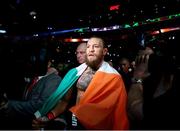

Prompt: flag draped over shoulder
[
  {"left": 70, "top": 62, "right": 129, "bottom": 129},
  {"left": 34, "top": 63, "right": 87, "bottom": 118}
]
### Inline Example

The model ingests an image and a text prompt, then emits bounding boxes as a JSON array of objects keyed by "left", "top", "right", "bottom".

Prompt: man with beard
[{"left": 32, "top": 36, "right": 129, "bottom": 130}]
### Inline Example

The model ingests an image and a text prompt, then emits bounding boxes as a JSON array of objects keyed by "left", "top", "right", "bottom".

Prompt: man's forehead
[
  {"left": 77, "top": 43, "right": 86, "bottom": 49},
  {"left": 87, "top": 38, "right": 102, "bottom": 45},
  {"left": 77, "top": 47, "right": 86, "bottom": 51}
]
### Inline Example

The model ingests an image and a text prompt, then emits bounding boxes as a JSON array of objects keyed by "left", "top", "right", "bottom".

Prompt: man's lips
[{"left": 88, "top": 54, "right": 95, "bottom": 56}]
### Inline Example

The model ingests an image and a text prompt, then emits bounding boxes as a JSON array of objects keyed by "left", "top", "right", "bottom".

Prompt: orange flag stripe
[{"left": 70, "top": 71, "right": 129, "bottom": 129}]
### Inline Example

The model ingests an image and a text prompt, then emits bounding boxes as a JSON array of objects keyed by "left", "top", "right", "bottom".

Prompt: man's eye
[{"left": 95, "top": 46, "right": 99, "bottom": 48}]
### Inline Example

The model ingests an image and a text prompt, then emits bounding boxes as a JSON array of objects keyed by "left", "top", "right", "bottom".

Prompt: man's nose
[{"left": 89, "top": 46, "right": 94, "bottom": 52}]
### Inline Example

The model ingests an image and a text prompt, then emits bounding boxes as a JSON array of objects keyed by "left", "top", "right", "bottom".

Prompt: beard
[{"left": 86, "top": 54, "right": 104, "bottom": 70}]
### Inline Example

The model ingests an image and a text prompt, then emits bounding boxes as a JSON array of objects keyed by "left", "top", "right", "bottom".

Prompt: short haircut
[{"left": 89, "top": 35, "right": 107, "bottom": 48}]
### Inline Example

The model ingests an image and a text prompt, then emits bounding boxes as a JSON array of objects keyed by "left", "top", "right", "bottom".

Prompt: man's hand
[
  {"left": 133, "top": 47, "right": 154, "bottom": 80},
  {"left": 32, "top": 116, "right": 50, "bottom": 129}
]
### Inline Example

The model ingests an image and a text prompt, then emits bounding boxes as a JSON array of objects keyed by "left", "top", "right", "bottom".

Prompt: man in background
[
  {"left": 0, "top": 57, "right": 62, "bottom": 129},
  {"left": 76, "top": 42, "right": 87, "bottom": 64}
]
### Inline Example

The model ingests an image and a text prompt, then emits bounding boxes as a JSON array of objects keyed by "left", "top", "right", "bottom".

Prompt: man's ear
[{"left": 103, "top": 48, "right": 108, "bottom": 56}]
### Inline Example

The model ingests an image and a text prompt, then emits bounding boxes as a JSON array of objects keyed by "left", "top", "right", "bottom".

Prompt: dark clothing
[
  {"left": 119, "top": 70, "right": 132, "bottom": 92},
  {"left": 142, "top": 69, "right": 180, "bottom": 130},
  {"left": 0, "top": 72, "right": 62, "bottom": 129}
]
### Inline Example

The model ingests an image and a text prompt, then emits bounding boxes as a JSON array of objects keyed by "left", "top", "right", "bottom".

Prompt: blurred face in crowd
[
  {"left": 76, "top": 43, "right": 87, "bottom": 64},
  {"left": 119, "top": 58, "right": 130, "bottom": 73},
  {"left": 86, "top": 37, "right": 107, "bottom": 70}
]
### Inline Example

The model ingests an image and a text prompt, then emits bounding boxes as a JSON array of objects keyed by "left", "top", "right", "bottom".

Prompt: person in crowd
[
  {"left": 118, "top": 57, "right": 131, "bottom": 74},
  {"left": 128, "top": 44, "right": 180, "bottom": 129},
  {"left": 76, "top": 42, "right": 87, "bottom": 64},
  {"left": 32, "top": 36, "right": 129, "bottom": 130},
  {"left": 0, "top": 57, "right": 62, "bottom": 129},
  {"left": 31, "top": 42, "right": 87, "bottom": 130},
  {"left": 117, "top": 57, "right": 134, "bottom": 91}
]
